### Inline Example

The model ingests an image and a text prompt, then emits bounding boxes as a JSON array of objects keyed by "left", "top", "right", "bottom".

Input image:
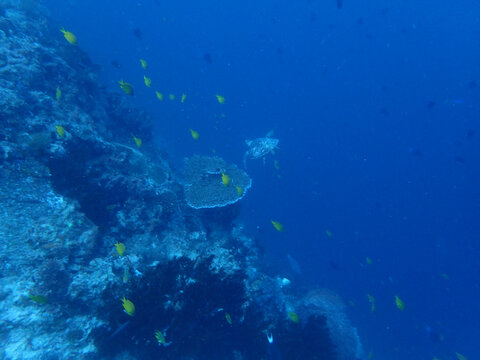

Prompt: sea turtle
[{"left": 243, "top": 131, "right": 279, "bottom": 168}]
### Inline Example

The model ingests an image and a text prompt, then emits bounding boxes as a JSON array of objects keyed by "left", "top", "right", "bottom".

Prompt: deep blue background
[{"left": 44, "top": 0, "right": 480, "bottom": 358}]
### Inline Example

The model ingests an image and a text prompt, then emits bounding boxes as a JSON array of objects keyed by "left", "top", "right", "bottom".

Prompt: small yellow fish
[
  {"left": 271, "top": 220, "right": 284, "bottom": 232},
  {"left": 221, "top": 173, "right": 230, "bottom": 186},
  {"left": 288, "top": 311, "right": 299, "bottom": 323},
  {"left": 181, "top": 93, "right": 187, "bottom": 103},
  {"left": 368, "top": 351, "right": 374, "bottom": 359},
  {"left": 133, "top": 136, "right": 142, "bottom": 148},
  {"left": 119, "top": 80, "right": 134, "bottom": 96},
  {"left": 216, "top": 94, "right": 225, "bottom": 104},
  {"left": 366, "top": 257, "right": 373, "bottom": 265},
  {"left": 395, "top": 295, "right": 405, "bottom": 311},
  {"left": 115, "top": 242, "right": 126, "bottom": 257},
  {"left": 236, "top": 186, "right": 243, "bottom": 197},
  {"left": 144, "top": 75, "right": 152, "bottom": 87},
  {"left": 122, "top": 297, "right": 135, "bottom": 316},
  {"left": 29, "top": 294, "right": 48, "bottom": 304},
  {"left": 441, "top": 273, "right": 450, "bottom": 280},
  {"left": 155, "top": 91, "right": 164, "bottom": 101},
  {"left": 56, "top": 86, "right": 62, "bottom": 102},
  {"left": 273, "top": 159, "right": 280, "bottom": 170},
  {"left": 60, "top": 28, "right": 77, "bottom": 45},
  {"left": 367, "top": 294, "right": 376, "bottom": 313},
  {"left": 225, "top": 312, "right": 232, "bottom": 324},
  {"left": 168, "top": 94, "right": 175, "bottom": 101},
  {"left": 155, "top": 330, "right": 165, "bottom": 344},
  {"left": 326, "top": 230, "right": 333, "bottom": 237},
  {"left": 456, "top": 352, "right": 467, "bottom": 360},
  {"left": 140, "top": 59, "right": 147, "bottom": 69},
  {"left": 190, "top": 129, "right": 199, "bottom": 140},
  {"left": 433, "top": 357, "right": 440, "bottom": 360},
  {"left": 348, "top": 300, "right": 356, "bottom": 307},
  {"left": 55, "top": 125, "right": 65, "bottom": 138}
]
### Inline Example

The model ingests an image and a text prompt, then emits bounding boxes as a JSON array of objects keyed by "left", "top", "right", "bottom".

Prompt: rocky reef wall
[{"left": 0, "top": 2, "right": 364, "bottom": 359}]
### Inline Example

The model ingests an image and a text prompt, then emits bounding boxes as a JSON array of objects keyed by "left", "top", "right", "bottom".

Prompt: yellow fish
[
  {"left": 144, "top": 75, "right": 152, "bottom": 87},
  {"left": 119, "top": 80, "right": 134, "bottom": 96},
  {"left": 133, "top": 136, "right": 142, "bottom": 148},
  {"left": 236, "top": 186, "right": 243, "bottom": 197},
  {"left": 216, "top": 94, "right": 225, "bottom": 104},
  {"left": 367, "top": 294, "right": 376, "bottom": 313},
  {"left": 271, "top": 220, "right": 284, "bottom": 232},
  {"left": 115, "top": 242, "right": 126, "bottom": 257},
  {"left": 55, "top": 125, "right": 65, "bottom": 138},
  {"left": 326, "top": 230, "right": 333, "bottom": 237},
  {"left": 155, "top": 91, "right": 164, "bottom": 101},
  {"left": 395, "top": 295, "right": 405, "bottom": 311},
  {"left": 368, "top": 351, "right": 374, "bottom": 359},
  {"left": 366, "top": 257, "right": 373, "bottom": 265},
  {"left": 154, "top": 329, "right": 171, "bottom": 346},
  {"left": 221, "top": 173, "right": 230, "bottom": 186},
  {"left": 273, "top": 159, "right": 280, "bottom": 170},
  {"left": 168, "top": 94, "right": 175, "bottom": 100},
  {"left": 181, "top": 93, "right": 187, "bottom": 103},
  {"left": 225, "top": 312, "right": 232, "bottom": 324},
  {"left": 60, "top": 28, "right": 77, "bottom": 45},
  {"left": 140, "top": 59, "right": 147, "bottom": 69},
  {"left": 56, "top": 86, "right": 62, "bottom": 102},
  {"left": 441, "top": 273, "right": 450, "bottom": 280},
  {"left": 433, "top": 357, "right": 440, "bottom": 360},
  {"left": 29, "top": 294, "right": 48, "bottom": 304},
  {"left": 288, "top": 311, "right": 299, "bottom": 323},
  {"left": 190, "top": 129, "right": 199, "bottom": 140},
  {"left": 122, "top": 297, "right": 135, "bottom": 316},
  {"left": 456, "top": 352, "right": 467, "bottom": 360}
]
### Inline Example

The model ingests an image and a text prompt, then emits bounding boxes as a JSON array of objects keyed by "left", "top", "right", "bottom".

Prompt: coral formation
[
  {"left": 184, "top": 155, "right": 252, "bottom": 209},
  {"left": 0, "top": 3, "right": 364, "bottom": 360}
]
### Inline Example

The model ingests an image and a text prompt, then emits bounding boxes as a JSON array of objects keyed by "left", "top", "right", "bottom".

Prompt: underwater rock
[{"left": 184, "top": 155, "right": 252, "bottom": 209}]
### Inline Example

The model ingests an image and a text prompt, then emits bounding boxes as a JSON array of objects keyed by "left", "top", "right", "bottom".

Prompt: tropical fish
[
  {"left": 140, "top": 59, "right": 147, "bottom": 69},
  {"left": 119, "top": 80, "right": 134, "bottom": 96},
  {"left": 115, "top": 242, "right": 126, "bottom": 257},
  {"left": 190, "top": 129, "right": 199, "bottom": 140},
  {"left": 288, "top": 311, "right": 299, "bottom": 323},
  {"left": 456, "top": 352, "right": 467, "bottom": 360},
  {"left": 368, "top": 351, "right": 373, "bottom": 359},
  {"left": 155, "top": 91, "right": 164, "bottom": 101},
  {"left": 271, "top": 220, "right": 284, "bottom": 232},
  {"left": 144, "top": 75, "right": 152, "bottom": 87},
  {"left": 221, "top": 173, "right": 230, "bottom": 186},
  {"left": 133, "top": 136, "right": 142, "bottom": 148},
  {"left": 29, "top": 294, "right": 48, "bottom": 304},
  {"left": 236, "top": 186, "right": 243, "bottom": 196},
  {"left": 216, "top": 94, "right": 225, "bottom": 104},
  {"left": 225, "top": 312, "right": 232, "bottom": 324},
  {"left": 395, "top": 295, "right": 405, "bottom": 311},
  {"left": 181, "top": 93, "right": 187, "bottom": 103},
  {"left": 168, "top": 94, "right": 175, "bottom": 100},
  {"left": 122, "top": 297, "right": 135, "bottom": 316},
  {"left": 273, "top": 159, "right": 280, "bottom": 170},
  {"left": 60, "top": 28, "right": 77, "bottom": 45},
  {"left": 366, "top": 257, "right": 373, "bottom": 265},
  {"left": 441, "top": 273, "right": 449, "bottom": 280},
  {"left": 154, "top": 329, "right": 172, "bottom": 346},
  {"left": 367, "top": 294, "right": 376, "bottom": 313},
  {"left": 55, "top": 125, "right": 65, "bottom": 138},
  {"left": 56, "top": 86, "right": 62, "bottom": 102},
  {"left": 326, "top": 230, "right": 333, "bottom": 237}
]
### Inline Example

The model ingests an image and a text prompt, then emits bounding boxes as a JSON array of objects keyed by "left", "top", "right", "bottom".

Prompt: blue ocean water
[{"left": 43, "top": 0, "right": 479, "bottom": 359}]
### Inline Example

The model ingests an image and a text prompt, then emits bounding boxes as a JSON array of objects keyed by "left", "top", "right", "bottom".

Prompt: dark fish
[
  {"left": 468, "top": 80, "right": 477, "bottom": 89},
  {"left": 426, "top": 101, "right": 436, "bottom": 109},
  {"left": 337, "top": 0, "right": 343, "bottom": 9},
  {"left": 466, "top": 129, "right": 475, "bottom": 139},
  {"left": 329, "top": 260, "right": 339, "bottom": 270},
  {"left": 357, "top": 17, "right": 364, "bottom": 25},
  {"left": 111, "top": 60, "right": 121, "bottom": 69},
  {"left": 133, "top": 28, "right": 143, "bottom": 40},
  {"left": 380, "top": 107, "right": 389, "bottom": 116},
  {"left": 455, "top": 156, "right": 465, "bottom": 163},
  {"left": 203, "top": 53, "right": 212, "bottom": 64}
]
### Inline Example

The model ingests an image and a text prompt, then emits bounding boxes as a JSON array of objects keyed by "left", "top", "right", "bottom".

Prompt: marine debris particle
[
  {"left": 243, "top": 131, "right": 279, "bottom": 167},
  {"left": 184, "top": 155, "right": 252, "bottom": 209}
]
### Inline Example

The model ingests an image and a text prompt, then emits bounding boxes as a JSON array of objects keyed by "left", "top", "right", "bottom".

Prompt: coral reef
[
  {"left": 184, "top": 155, "right": 252, "bottom": 209},
  {"left": 0, "top": 3, "right": 364, "bottom": 360}
]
